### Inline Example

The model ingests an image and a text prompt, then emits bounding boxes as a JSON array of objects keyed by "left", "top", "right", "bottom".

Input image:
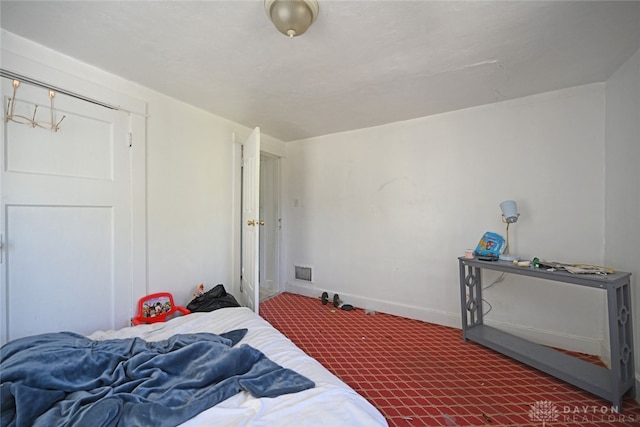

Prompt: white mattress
[{"left": 89, "top": 307, "right": 388, "bottom": 426}]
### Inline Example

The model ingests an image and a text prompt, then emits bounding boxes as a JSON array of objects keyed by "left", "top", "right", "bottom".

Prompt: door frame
[{"left": 259, "top": 152, "right": 282, "bottom": 299}]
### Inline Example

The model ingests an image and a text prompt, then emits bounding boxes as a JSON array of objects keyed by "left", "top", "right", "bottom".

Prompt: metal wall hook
[{"left": 4, "top": 79, "right": 66, "bottom": 132}]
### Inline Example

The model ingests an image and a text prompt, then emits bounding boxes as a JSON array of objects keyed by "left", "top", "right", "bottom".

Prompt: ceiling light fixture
[{"left": 265, "top": 0, "right": 319, "bottom": 38}]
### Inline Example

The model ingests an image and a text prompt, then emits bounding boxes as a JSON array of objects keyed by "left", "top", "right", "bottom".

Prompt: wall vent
[{"left": 294, "top": 265, "right": 312, "bottom": 282}]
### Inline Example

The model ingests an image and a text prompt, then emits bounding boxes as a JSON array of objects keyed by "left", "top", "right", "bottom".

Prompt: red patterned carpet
[{"left": 260, "top": 292, "right": 640, "bottom": 427}]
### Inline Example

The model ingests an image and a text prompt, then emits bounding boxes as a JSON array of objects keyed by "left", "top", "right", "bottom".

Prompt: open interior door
[{"left": 241, "top": 127, "right": 260, "bottom": 313}]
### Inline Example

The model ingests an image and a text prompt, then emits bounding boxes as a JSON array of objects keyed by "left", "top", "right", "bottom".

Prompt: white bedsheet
[{"left": 89, "top": 307, "right": 388, "bottom": 426}]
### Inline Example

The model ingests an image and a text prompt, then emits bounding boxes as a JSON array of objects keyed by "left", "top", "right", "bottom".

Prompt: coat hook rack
[{"left": 5, "top": 79, "right": 66, "bottom": 132}]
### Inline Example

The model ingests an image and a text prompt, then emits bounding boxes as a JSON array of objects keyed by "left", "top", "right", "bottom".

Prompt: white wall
[
  {"left": 283, "top": 84, "right": 608, "bottom": 354},
  {"left": 1, "top": 31, "right": 285, "bottom": 309},
  {"left": 5, "top": 29, "right": 638, "bottom": 384},
  {"left": 144, "top": 93, "right": 235, "bottom": 304},
  {"left": 604, "top": 49, "right": 640, "bottom": 388}
]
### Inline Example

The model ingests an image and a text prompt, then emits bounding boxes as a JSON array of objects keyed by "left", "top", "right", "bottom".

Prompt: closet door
[{"left": 1, "top": 78, "right": 132, "bottom": 343}]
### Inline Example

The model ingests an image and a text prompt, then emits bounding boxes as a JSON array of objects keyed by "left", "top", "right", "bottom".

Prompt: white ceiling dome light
[{"left": 265, "top": 0, "right": 319, "bottom": 38}]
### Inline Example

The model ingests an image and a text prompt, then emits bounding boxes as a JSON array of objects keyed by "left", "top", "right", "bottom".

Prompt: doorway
[{"left": 259, "top": 153, "right": 281, "bottom": 302}]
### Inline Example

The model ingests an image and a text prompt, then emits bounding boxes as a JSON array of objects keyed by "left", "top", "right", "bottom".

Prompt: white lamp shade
[{"left": 500, "top": 200, "right": 519, "bottom": 223}]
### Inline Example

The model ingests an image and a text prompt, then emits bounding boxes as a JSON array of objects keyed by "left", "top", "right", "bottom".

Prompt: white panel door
[
  {"left": 0, "top": 79, "right": 132, "bottom": 343},
  {"left": 241, "top": 127, "right": 260, "bottom": 314}
]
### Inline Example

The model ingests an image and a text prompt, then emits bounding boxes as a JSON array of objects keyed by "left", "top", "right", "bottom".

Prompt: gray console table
[{"left": 458, "top": 257, "right": 635, "bottom": 411}]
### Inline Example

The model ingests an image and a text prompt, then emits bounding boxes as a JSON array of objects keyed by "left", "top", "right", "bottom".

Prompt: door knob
[
  {"left": 259, "top": 220, "right": 265, "bottom": 226},
  {"left": 247, "top": 220, "right": 256, "bottom": 226}
]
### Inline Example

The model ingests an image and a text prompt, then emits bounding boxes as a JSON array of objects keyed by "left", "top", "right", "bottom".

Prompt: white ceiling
[{"left": 1, "top": 1, "right": 639, "bottom": 142}]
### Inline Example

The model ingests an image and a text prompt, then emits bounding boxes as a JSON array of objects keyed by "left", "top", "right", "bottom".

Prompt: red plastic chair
[{"left": 132, "top": 292, "right": 190, "bottom": 325}]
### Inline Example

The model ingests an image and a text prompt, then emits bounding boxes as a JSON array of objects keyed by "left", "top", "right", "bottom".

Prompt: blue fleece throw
[{"left": 0, "top": 330, "right": 314, "bottom": 427}]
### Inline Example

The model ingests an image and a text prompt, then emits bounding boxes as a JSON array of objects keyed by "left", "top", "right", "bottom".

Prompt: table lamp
[{"left": 499, "top": 200, "right": 520, "bottom": 262}]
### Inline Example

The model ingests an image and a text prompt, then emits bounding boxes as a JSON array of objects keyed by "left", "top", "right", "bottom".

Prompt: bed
[{"left": 1, "top": 307, "right": 387, "bottom": 427}]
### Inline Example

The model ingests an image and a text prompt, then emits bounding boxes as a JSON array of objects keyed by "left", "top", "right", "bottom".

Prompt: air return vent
[{"left": 295, "top": 265, "right": 312, "bottom": 282}]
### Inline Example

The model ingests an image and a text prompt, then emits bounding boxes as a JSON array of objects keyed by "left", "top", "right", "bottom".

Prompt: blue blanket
[{"left": 0, "top": 330, "right": 314, "bottom": 427}]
